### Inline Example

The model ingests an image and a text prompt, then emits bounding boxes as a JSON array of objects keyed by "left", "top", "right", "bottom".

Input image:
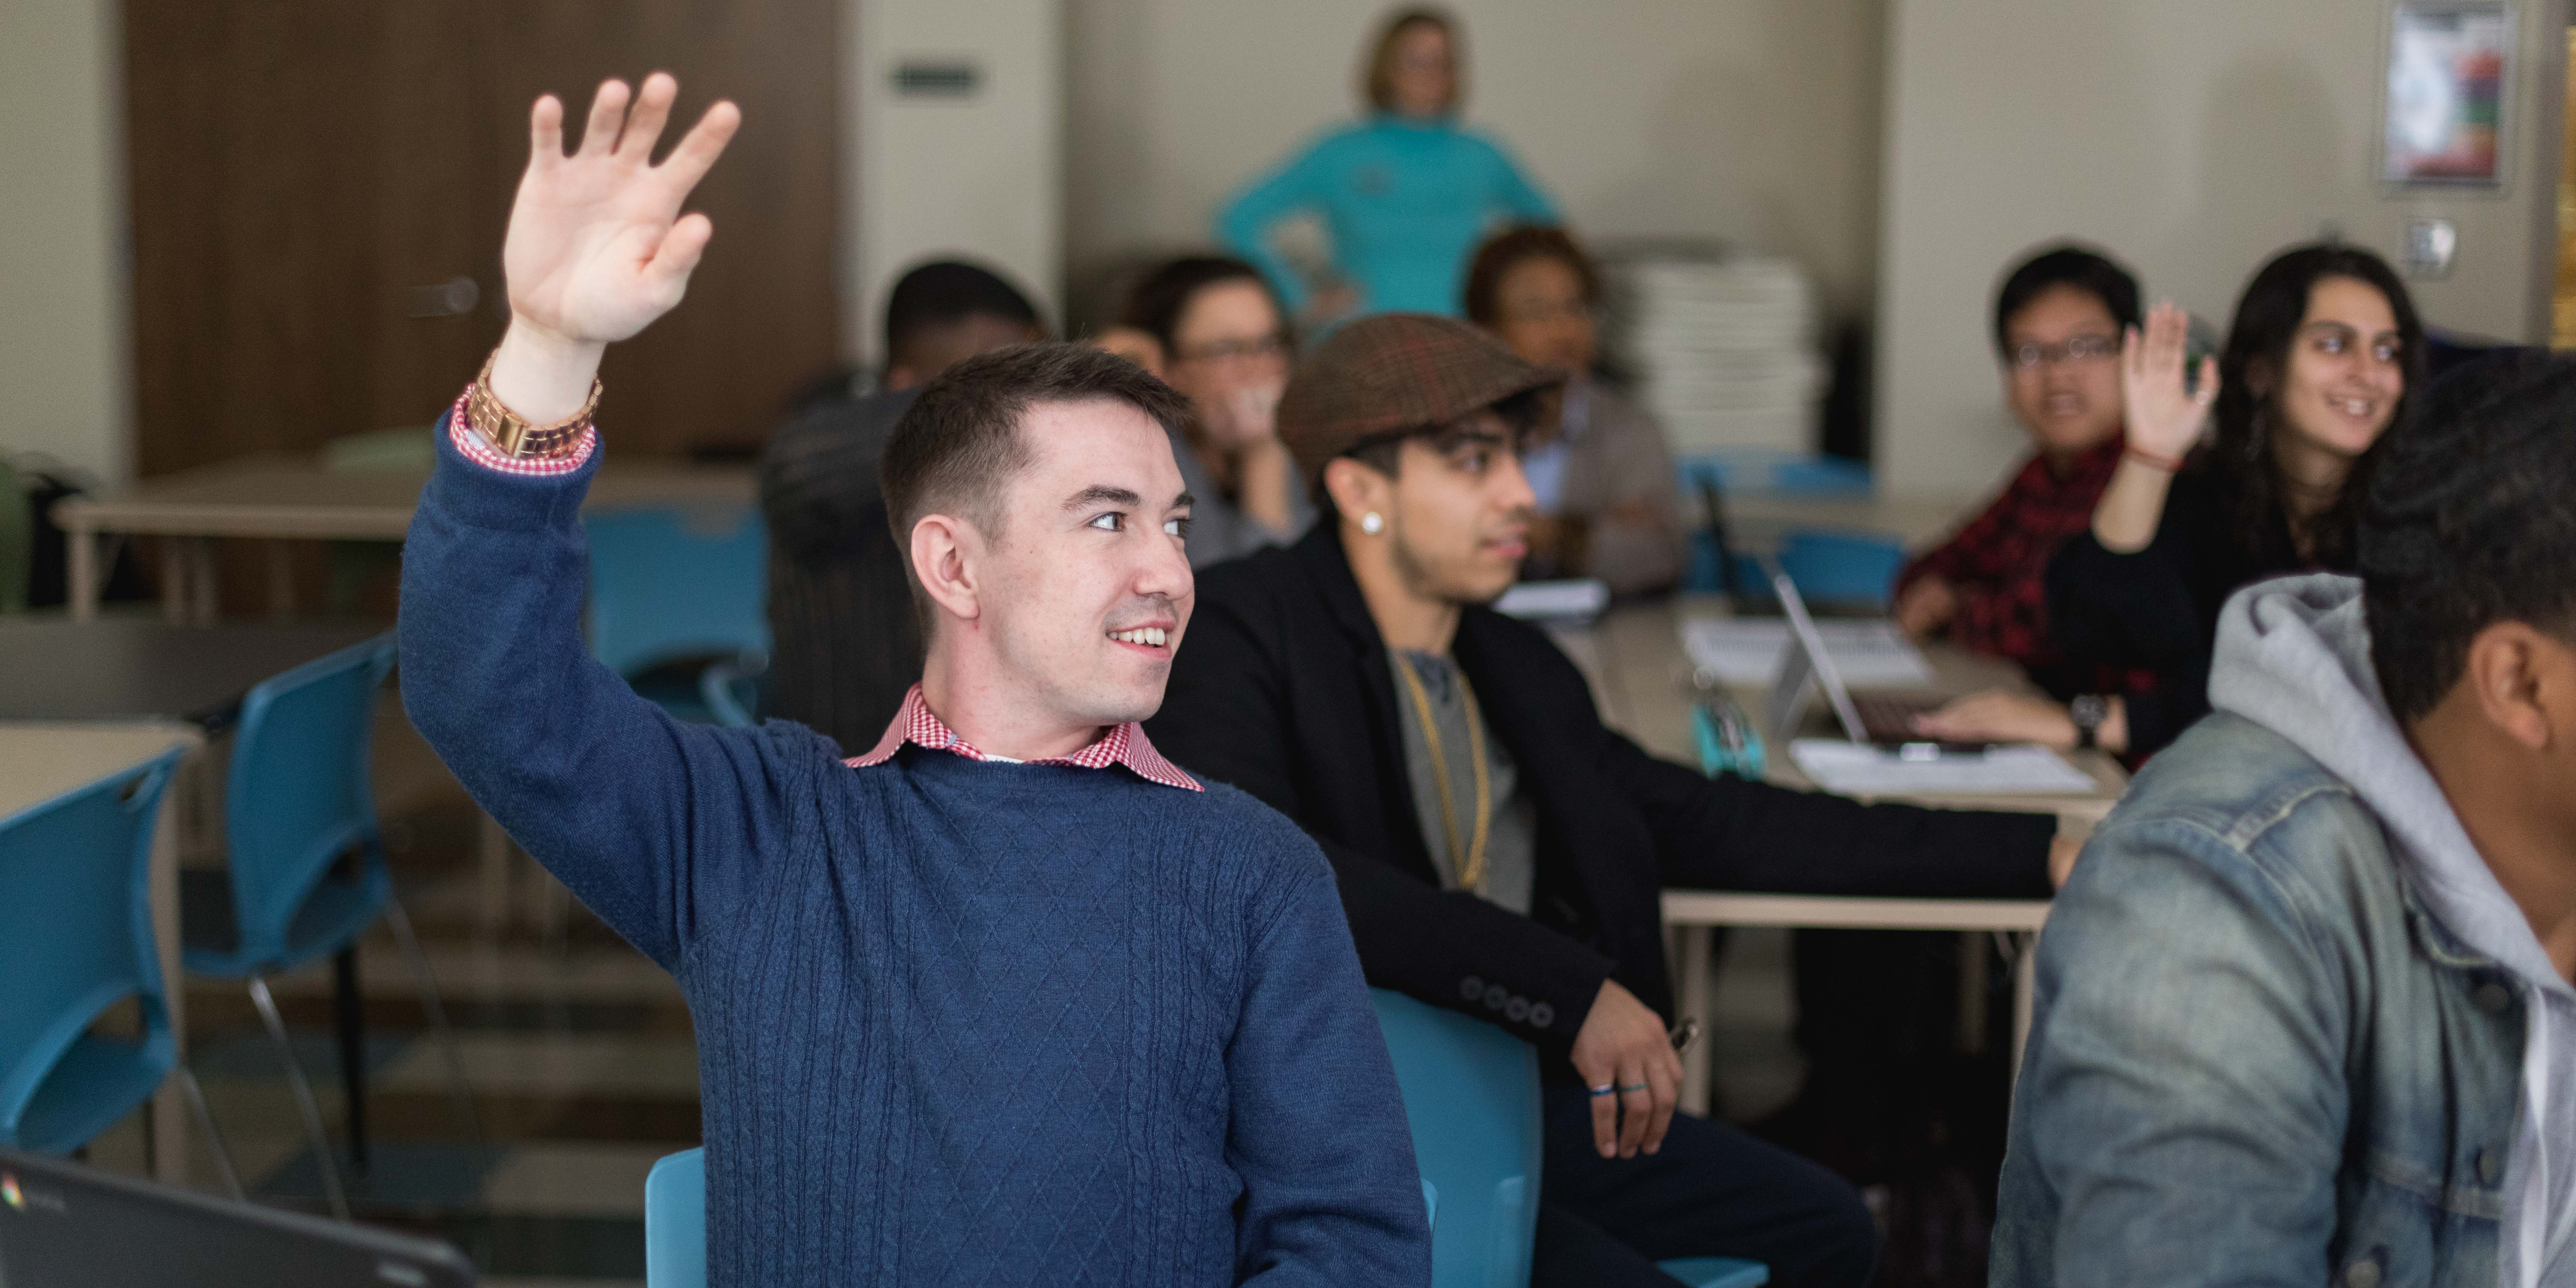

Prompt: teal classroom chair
[
  {"left": 1774, "top": 528, "right": 1906, "bottom": 613},
  {"left": 181, "top": 635, "right": 477, "bottom": 1219},
  {"left": 646, "top": 1147, "right": 706, "bottom": 1288},
  {"left": 1369, "top": 989, "right": 1768, "bottom": 1288},
  {"left": 583, "top": 506, "right": 770, "bottom": 727},
  {"left": 0, "top": 748, "right": 240, "bottom": 1194}
]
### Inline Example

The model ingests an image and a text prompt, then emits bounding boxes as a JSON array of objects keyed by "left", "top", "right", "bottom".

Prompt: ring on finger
[
  {"left": 1617, "top": 1083, "right": 1651, "bottom": 1093},
  {"left": 1588, "top": 1084, "right": 1618, "bottom": 1097}
]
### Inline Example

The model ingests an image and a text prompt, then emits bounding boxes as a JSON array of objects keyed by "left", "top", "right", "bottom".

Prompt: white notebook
[{"left": 1789, "top": 739, "right": 2097, "bottom": 796}]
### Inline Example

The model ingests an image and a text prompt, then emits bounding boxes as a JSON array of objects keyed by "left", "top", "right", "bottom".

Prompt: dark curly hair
[
  {"left": 2201, "top": 243, "right": 2424, "bottom": 572},
  {"left": 2361, "top": 350, "right": 2576, "bottom": 721}
]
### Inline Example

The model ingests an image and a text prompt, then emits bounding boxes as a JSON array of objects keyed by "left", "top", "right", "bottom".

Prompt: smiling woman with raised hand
[
  {"left": 399, "top": 74, "right": 1428, "bottom": 1287},
  {"left": 1916, "top": 243, "right": 2424, "bottom": 761}
]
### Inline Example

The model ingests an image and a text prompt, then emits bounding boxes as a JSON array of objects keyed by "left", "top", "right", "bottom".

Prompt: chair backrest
[
  {"left": 1369, "top": 989, "right": 1543, "bottom": 1288},
  {"left": 645, "top": 1147, "right": 707, "bottom": 1288},
  {"left": 0, "top": 748, "right": 187, "bottom": 1143},
  {"left": 222, "top": 634, "right": 397, "bottom": 967},
  {"left": 584, "top": 506, "right": 770, "bottom": 678},
  {"left": 1775, "top": 528, "right": 1906, "bottom": 612}
]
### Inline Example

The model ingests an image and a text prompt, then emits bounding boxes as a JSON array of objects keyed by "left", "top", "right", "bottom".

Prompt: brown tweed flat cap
[{"left": 1275, "top": 313, "right": 1566, "bottom": 485}]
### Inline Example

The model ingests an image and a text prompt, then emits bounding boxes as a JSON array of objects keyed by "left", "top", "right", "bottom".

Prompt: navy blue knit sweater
[{"left": 399, "top": 421, "right": 1429, "bottom": 1286}]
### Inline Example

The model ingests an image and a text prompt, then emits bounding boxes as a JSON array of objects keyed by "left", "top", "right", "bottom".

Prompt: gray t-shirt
[{"left": 1390, "top": 649, "right": 1537, "bottom": 915}]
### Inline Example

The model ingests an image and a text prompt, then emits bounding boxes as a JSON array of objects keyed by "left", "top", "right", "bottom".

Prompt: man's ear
[
  {"left": 2463, "top": 621, "right": 2568, "bottom": 752},
  {"left": 909, "top": 513, "right": 983, "bottom": 626},
  {"left": 1322, "top": 457, "right": 1390, "bottom": 527}
]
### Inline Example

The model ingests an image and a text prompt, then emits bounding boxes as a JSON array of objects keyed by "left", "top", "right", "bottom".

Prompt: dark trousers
[{"left": 1534, "top": 1086, "right": 1879, "bottom": 1288}]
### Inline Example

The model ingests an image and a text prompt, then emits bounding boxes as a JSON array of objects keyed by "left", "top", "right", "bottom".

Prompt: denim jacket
[{"left": 1992, "top": 705, "right": 2528, "bottom": 1286}]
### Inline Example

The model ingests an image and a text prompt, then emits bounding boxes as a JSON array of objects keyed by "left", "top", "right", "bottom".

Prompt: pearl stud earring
[{"left": 1360, "top": 512, "right": 1385, "bottom": 534}]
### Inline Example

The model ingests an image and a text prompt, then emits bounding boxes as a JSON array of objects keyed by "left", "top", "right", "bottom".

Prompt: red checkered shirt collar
[{"left": 846, "top": 684, "right": 1201, "bottom": 791}]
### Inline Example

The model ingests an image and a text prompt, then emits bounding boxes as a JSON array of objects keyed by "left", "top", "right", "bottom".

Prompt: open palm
[
  {"left": 2121, "top": 302, "right": 2218, "bottom": 460},
  {"left": 505, "top": 73, "right": 740, "bottom": 348}
]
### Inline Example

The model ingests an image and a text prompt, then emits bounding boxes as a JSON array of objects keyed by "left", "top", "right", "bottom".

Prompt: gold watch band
[{"left": 466, "top": 350, "right": 601, "bottom": 458}]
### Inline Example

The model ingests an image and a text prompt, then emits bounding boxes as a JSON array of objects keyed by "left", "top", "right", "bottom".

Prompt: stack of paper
[
  {"left": 1789, "top": 740, "right": 2097, "bottom": 795},
  {"left": 1601, "top": 250, "right": 1827, "bottom": 455},
  {"left": 1680, "top": 618, "right": 1932, "bottom": 687}
]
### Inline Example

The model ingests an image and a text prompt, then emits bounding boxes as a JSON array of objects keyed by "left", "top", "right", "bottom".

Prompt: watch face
[{"left": 2071, "top": 695, "right": 2106, "bottom": 727}]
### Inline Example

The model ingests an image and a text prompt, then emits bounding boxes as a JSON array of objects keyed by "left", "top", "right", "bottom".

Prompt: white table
[
  {"left": 1562, "top": 596, "right": 2126, "bottom": 1113},
  {"left": 1, "top": 721, "right": 206, "bottom": 1180}
]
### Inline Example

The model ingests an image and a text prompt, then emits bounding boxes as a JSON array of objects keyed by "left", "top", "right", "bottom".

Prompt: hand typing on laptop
[{"left": 1912, "top": 689, "right": 2129, "bottom": 755}]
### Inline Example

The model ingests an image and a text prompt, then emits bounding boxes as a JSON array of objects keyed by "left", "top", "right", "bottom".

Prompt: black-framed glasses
[{"left": 2008, "top": 334, "right": 2120, "bottom": 370}]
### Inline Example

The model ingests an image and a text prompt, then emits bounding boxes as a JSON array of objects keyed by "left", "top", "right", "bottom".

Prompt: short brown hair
[
  {"left": 881, "top": 343, "right": 1194, "bottom": 601},
  {"left": 1361, "top": 7, "right": 1461, "bottom": 114},
  {"left": 1119, "top": 255, "right": 1283, "bottom": 356},
  {"left": 1462, "top": 225, "right": 1600, "bottom": 328}
]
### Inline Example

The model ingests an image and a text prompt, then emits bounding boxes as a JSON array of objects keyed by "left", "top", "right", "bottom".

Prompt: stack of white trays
[{"left": 1601, "top": 247, "right": 1826, "bottom": 457}]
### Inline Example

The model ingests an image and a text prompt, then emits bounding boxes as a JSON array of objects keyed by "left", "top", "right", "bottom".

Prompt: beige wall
[
  {"left": 849, "top": 0, "right": 1064, "bottom": 362},
  {"left": 1065, "top": 0, "right": 1889, "bottom": 319},
  {"left": 1875, "top": 0, "right": 2569, "bottom": 499},
  {"left": 0, "top": 0, "right": 130, "bottom": 486}
]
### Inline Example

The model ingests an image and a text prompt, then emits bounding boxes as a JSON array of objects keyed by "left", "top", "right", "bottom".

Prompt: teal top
[{"left": 1219, "top": 115, "right": 1556, "bottom": 317}]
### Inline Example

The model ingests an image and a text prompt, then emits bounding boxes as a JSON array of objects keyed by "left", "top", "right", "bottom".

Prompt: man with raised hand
[{"left": 399, "top": 74, "right": 1427, "bottom": 1286}]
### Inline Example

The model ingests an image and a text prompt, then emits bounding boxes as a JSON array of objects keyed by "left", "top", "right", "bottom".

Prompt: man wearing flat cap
[{"left": 1147, "top": 314, "right": 2079, "bottom": 1288}]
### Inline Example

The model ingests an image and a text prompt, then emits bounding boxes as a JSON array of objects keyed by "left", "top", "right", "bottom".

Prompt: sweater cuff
[
  {"left": 425, "top": 404, "right": 601, "bottom": 534},
  {"left": 445, "top": 384, "right": 598, "bottom": 475}
]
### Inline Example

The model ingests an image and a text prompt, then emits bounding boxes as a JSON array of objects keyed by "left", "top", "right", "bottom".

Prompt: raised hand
[
  {"left": 2121, "top": 302, "right": 2218, "bottom": 462},
  {"left": 488, "top": 74, "right": 740, "bottom": 423}
]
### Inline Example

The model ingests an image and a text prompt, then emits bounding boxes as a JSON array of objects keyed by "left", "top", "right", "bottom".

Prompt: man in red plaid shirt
[{"left": 1893, "top": 245, "right": 2155, "bottom": 707}]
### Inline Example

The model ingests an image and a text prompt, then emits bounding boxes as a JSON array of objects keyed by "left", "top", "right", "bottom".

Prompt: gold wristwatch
[{"left": 465, "top": 350, "right": 601, "bottom": 458}]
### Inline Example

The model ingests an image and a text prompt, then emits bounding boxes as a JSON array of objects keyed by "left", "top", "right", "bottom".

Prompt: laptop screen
[{"left": 0, "top": 1151, "right": 474, "bottom": 1288}]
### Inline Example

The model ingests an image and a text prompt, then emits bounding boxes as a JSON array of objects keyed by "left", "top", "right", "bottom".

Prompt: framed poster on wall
[{"left": 2383, "top": 0, "right": 2514, "bottom": 186}]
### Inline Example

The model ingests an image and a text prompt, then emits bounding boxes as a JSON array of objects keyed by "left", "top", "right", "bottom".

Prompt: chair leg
[
  {"left": 333, "top": 947, "right": 369, "bottom": 1177},
  {"left": 383, "top": 896, "right": 487, "bottom": 1158},
  {"left": 248, "top": 975, "right": 351, "bottom": 1221},
  {"left": 173, "top": 1065, "right": 246, "bottom": 1202}
]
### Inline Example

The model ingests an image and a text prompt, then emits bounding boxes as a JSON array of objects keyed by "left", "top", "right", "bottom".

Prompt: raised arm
[
  {"left": 2088, "top": 302, "right": 2215, "bottom": 554},
  {"left": 401, "top": 76, "right": 818, "bottom": 969}
]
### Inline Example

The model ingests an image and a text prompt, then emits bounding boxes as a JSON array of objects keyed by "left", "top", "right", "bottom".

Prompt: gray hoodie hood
[{"left": 2210, "top": 572, "right": 2576, "bottom": 1287}]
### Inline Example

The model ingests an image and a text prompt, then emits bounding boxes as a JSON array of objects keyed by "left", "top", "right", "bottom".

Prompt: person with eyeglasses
[
  {"left": 1892, "top": 246, "right": 2144, "bottom": 690},
  {"left": 1119, "top": 256, "right": 1314, "bottom": 565},
  {"left": 1463, "top": 225, "right": 1685, "bottom": 594},
  {"left": 1914, "top": 243, "right": 2423, "bottom": 761}
]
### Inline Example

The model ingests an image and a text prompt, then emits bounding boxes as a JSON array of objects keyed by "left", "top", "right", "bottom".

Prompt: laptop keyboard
[{"left": 1852, "top": 693, "right": 1947, "bottom": 744}]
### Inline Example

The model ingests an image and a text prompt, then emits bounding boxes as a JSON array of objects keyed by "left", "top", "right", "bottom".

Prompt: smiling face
[
  {"left": 2268, "top": 274, "right": 2407, "bottom": 462},
  {"left": 967, "top": 398, "right": 1195, "bottom": 727},
  {"left": 1999, "top": 283, "right": 2126, "bottom": 461},
  {"left": 1337, "top": 409, "right": 1534, "bottom": 606}
]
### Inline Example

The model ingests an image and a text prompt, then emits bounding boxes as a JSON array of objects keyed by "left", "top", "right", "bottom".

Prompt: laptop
[
  {"left": 1763, "top": 570, "right": 1979, "bottom": 753},
  {"left": 0, "top": 1149, "right": 476, "bottom": 1288}
]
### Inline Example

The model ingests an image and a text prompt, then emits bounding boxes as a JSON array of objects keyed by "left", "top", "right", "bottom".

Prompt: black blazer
[{"left": 1146, "top": 522, "right": 2056, "bottom": 1063}]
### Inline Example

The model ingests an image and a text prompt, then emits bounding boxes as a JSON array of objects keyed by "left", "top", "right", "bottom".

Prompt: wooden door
[{"left": 123, "top": 0, "right": 841, "bottom": 477}]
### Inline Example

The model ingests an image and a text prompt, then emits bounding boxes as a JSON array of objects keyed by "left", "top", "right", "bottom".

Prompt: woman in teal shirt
[{"left": 1221, "top": 8, "right": 1557, "bottom": 324}]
